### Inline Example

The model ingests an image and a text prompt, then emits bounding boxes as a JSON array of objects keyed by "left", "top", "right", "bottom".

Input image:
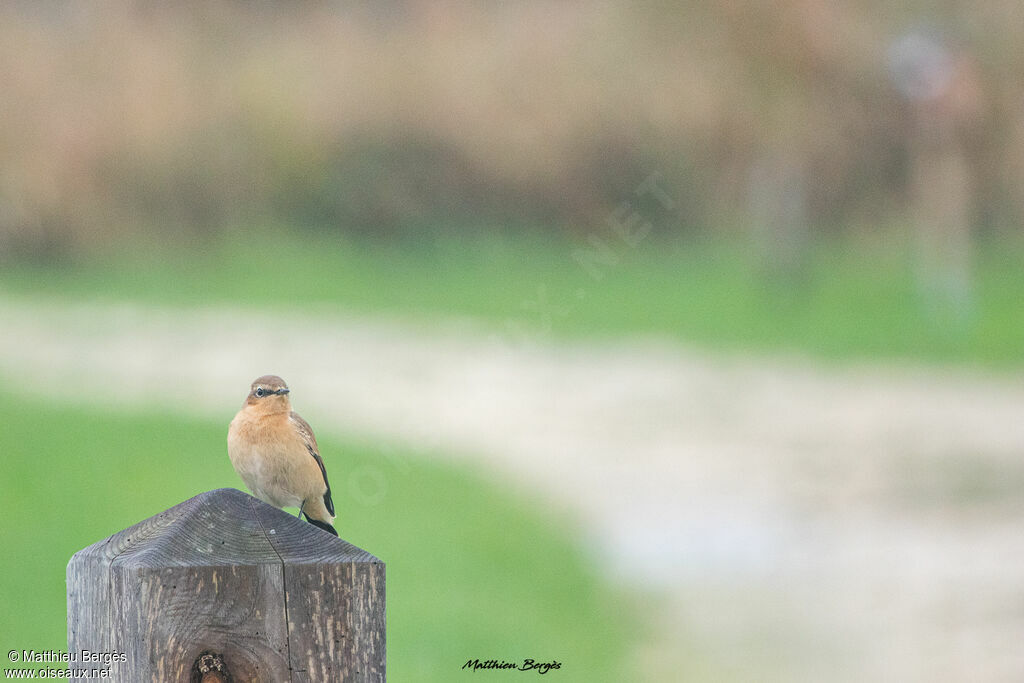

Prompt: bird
[{"left": 227, "top": 375, "right": 337, "bottom": 536}]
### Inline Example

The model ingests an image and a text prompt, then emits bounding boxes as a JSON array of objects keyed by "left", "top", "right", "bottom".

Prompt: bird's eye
[{"left": 255, "top": 387, "right": 265, "bottom": 397}]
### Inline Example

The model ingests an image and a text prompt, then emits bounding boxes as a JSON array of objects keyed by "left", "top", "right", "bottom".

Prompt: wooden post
[{"left": 67, "top": 488, "right": 385, "bottom": 682}]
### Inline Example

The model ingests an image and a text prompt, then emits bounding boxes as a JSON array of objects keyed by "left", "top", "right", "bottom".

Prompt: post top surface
[{"left": 69, "top": 488, "right": 382, "bottom": 569}]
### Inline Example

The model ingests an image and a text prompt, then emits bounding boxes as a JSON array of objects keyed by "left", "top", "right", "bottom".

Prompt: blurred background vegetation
[
  {"left": 3, "top": 1, "right": 1024, "bottom": 250},
  {"left": 1, "top": 2, "right": 1022, "bottom": 681},
  {"left": 1, "top": 1, "right": 1021, "bottom": 362}
]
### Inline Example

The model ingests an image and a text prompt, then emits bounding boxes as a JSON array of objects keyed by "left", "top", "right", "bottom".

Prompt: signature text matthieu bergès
[{"left": 463, "top": 658, "right": 561, "bottom": 674}]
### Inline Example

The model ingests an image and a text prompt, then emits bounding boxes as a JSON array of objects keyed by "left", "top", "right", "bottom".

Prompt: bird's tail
[{"left": 304, "top": 514, "right": 338, "bottom": 536}]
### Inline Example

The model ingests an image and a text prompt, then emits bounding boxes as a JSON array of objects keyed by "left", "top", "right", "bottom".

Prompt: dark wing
[{"left": 290, "top": 411, "right": 335, "bottom": 517}]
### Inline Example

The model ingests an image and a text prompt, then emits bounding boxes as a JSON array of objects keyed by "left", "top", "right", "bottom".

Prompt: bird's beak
[{"left": 277, "top": 388, "right": 290, "bottom": 395}]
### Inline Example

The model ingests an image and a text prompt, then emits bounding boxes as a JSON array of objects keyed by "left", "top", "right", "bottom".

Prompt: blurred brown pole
[{"left": 905, "top": 46, "right": 984, "bottom": 322}]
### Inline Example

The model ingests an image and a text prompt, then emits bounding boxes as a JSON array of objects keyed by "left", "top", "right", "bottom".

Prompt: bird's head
[{"left": 245, "top": 375, "right": 292, "bottom": 410}]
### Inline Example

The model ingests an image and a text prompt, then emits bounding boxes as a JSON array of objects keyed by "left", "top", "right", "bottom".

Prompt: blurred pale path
[{"left": 2, "top": 297, "right": 1023, "bottom": 682}]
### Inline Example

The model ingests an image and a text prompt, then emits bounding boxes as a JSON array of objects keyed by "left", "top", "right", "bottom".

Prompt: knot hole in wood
[{"left": 191, "top": 650, "right": 232, "bottom": 683}]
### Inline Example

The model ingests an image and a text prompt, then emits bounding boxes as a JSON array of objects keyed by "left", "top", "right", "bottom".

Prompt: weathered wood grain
[
  {"left": 251, "top": 498, "right": 386, "bottom": 681},
  {"left": 67, "top": 488, "right": 385, "bottom": 682}
]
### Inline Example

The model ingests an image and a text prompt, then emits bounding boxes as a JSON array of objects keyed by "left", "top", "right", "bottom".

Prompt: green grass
[
  {"left": 1, "top": 226, "right": 1022, "bottom": 364},
  {"left": 0, "top": 391, "right": 631, "bottom": 681}
]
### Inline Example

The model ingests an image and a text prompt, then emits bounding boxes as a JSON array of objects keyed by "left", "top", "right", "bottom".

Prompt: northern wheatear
[{"left": 227, "top": 375, "right": 337, "bottom": 536}]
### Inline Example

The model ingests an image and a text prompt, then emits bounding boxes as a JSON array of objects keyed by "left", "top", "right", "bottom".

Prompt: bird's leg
[{"left": 297, "top": 502, "right": 305, "bottom": 519}]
